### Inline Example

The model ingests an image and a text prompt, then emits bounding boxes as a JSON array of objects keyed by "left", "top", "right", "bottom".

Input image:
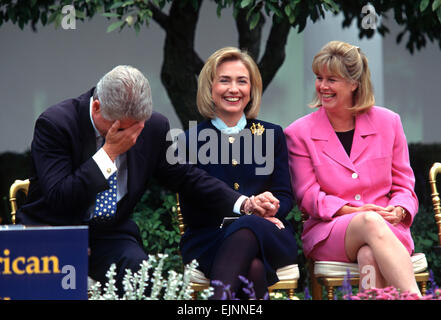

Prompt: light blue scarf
[{"left": 211, "top": 114, "right": 247, "bottom": 134}]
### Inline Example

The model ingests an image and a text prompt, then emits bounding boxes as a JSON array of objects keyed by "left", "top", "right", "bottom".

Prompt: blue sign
[{"left": 0, "top": 225, "right": 88, "bottom": 300}]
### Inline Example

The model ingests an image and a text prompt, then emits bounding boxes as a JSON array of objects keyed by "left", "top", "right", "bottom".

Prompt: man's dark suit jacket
[{"left": 17, "top": 88, "right": 241, "bottom": 242}]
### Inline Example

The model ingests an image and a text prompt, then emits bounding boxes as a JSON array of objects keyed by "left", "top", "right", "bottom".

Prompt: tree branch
[
  {"left": 258, "top": 17, "right": 291, "bottom": 92},
  {"left": 148, "top": 1, "right": 170, "bottom": 30},
  {"left": 235, "top": 7, "right": 265, "bottom": 61},
  {"left": 160, "top": 0, "right": 204, "bottom": 129}
]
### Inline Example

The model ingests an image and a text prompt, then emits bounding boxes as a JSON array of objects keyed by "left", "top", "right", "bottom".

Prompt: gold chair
[
  {"left": 301, "top": 194, "right": 431, "bottom": 299},
  {"left": 429, "top": 162, "right": 441, "bottom": 253},
  {"left": 9, "top": 179, "right": 30, "bottom": 225},
  {"left": 305, "top": 199, "right": 430, "bottom": 300},
  {"left": 309, "top": 254, "right": 429, "bottom": 300},
  {"left": 175, "top": 193, "right": 300, "bottom": 299}
]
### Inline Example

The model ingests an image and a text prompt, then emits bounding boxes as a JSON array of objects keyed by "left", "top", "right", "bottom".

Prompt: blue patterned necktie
[{"left": 93, "top": 172, "right": 117, "bottom": 220}]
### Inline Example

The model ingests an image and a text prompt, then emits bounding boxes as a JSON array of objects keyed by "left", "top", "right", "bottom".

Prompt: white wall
[{"left": 0, "top": 3, "right": 439, "bottom": 153}]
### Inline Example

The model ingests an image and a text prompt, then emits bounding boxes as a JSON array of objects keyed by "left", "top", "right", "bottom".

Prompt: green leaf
[
  {"left": 107, "top": 20, "right": 125, "bottom": 32},
  {"left": 322, "top": 0, "right": 339, "bottom": 13},
  {"left": 437, "top": 7, "right": 441, "bottom": 23},
  {"left": 249, "top": 11, "right": 260, "bottom": 29},
  {"left": 240, "top": 0, "right": 253, "bottom": 9},
  {"left": 122, "top": 0, "right": 135, "bottom": 7},
  {"left": 433, "top": 0, "right": 441, "bottom": 11},
  {"left": 216, "top": 4, "right": 222, "bottom": 18},
  {"left": 265, "top": 2, "right": 282, "bottom": 17},
  {"left": 76, "top": 10, "right": 85, "bottom": 19},
  {"left": 284, "top": 4, "right": 291, "bottom": 16},
  {"left": 109, "top": 2, "right": 124, "bottom": 10},
  {"left": 420, "top": 0, "right": 430, "bottom": 12},
  {"left": 48, "top": 11, "right": 58, "bottom": 24},
  {"left": 420, "top": 238, "right": 433, "bottom": 247}
]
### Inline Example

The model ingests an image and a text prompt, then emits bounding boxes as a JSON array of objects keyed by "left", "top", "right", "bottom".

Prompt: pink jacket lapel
[
  {"left": 310, "top": 107, "right": 377, "bottom": 170},
  {"left": 311, "top": 107, "right": 355, "bottom": 172},
  {"left": 350, "top": 110, "right": 377, "bottom": 162}
]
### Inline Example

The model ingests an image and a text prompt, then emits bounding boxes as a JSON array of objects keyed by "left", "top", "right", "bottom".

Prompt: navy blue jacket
[{"left": 180, "top": 119, "right": 294, "bottom": 229}]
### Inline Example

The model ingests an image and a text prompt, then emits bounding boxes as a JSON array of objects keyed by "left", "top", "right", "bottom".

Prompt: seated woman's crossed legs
[{"left": 345, "top": 211, "right": 420, "bottom": 295}]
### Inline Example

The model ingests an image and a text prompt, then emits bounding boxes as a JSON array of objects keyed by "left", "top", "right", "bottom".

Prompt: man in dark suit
[{"left": 17, "top": 65, "right": 277, "bottom": 295}]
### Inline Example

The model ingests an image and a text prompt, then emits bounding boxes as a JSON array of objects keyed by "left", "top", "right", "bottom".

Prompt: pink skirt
[{"left": 308, "top": 212, "right": 414, "bottom": 262}]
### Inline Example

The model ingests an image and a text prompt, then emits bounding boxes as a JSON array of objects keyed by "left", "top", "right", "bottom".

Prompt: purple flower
[
  {"left": 342, "top": 268, "right": 352, "bottom": 300},
  {"left": 238, "top": 275, "right": 256, "bottom": 300},
  {"left": 211, "top": 280, "right": 238, "bottom": 300},
  {"left": 428, "top": 269, "right": 439, "bottom": 295},
  {"left": 304, "top": 286, "right": 311, "bottom": 300}
]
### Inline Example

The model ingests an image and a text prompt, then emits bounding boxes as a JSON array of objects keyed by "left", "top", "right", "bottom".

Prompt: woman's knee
[
  {"left": 231, "top": 228, "right": 258, "bottom": 244},
  {"left": 346, "top": 211, "right": 388, "bottom": 260},
  {"left": 357, "top": 245, "right": 376, "bottom": 265},
  {"left": 354, "top": 211, "right": 388, "bottom": 238},
  {"left": 248, "top": 258, "right": 265, "bottom": 275}
]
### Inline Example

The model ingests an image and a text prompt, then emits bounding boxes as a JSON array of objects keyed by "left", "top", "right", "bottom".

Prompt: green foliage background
[{"left": 131, "top": 180, "right": 183, "bottom": 274}]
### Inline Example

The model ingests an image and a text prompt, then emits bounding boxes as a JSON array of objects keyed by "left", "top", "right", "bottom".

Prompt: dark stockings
[{"left": 209, "top": 228, "right": 268, "bottom": 299}]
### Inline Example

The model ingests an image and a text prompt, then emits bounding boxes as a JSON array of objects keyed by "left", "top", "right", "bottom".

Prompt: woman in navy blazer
[{"left": 179, "top": 47, "right": 298, "bottom": 299}]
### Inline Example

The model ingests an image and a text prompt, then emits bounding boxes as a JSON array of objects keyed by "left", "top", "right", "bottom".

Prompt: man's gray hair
[{"left": 94, "top": 65, "right": 153, "bottom": 121}]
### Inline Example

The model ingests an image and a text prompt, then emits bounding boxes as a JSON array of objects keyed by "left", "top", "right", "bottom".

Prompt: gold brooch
[{"left": 250, "top": 122, "right": 265, "bottom": 135}]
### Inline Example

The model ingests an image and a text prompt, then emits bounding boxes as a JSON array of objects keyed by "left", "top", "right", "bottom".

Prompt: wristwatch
[
  {"left": 398, "top": 206, "right": 407, "bottom": 220},
  {"left": 240, "top": 198, "right": 253, "bottom": 215}
]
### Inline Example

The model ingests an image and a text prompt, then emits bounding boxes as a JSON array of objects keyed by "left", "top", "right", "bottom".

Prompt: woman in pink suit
[{"left": 284, "top": 41, "right": 421, "bottom": 295}]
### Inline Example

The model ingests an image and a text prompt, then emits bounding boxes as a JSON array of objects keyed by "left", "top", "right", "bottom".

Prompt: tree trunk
[
  {"left": 235, "top": 10, "right": 291, "bottom": 93},
  {"left": 159, "top": 0, "right": 204, "bottom": 130},
  {"left": 235, "top": 7, "right": 265, "bottom": 61},
  {"left": 258, "top": 17, "right": 291, "bottom": 92},
  {"left": 153, "top": 2, "right": 292, "bottom": 129}
]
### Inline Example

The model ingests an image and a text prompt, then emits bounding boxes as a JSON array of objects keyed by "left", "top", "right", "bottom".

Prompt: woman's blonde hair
[
  {"left": 310, "top": 41, "right": 375, "bottom": 114},
  {"left": 197, "top": 47, "right": 262, "bottom": 119}
]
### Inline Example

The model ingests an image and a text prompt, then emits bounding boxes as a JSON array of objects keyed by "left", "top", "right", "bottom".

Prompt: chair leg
[
  {"left": 326, "top": 286, "right": 334, "bottom": 300},
  {"left": 311, "top": 278, "right": 322, "bottom": 300},
  {"left": 420, "top": 281, "right": 427, "bottom": 296},
  {"left": 307, "top": 261, "right": 322, "bottom": 300},
  {"left": 288, "top": 289, "right": 295, "bottom": 300}
]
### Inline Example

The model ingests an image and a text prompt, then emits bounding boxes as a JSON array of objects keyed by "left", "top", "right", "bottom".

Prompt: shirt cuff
[
  {"left": 92, "top": 148, "right": 117, "bottom": 179},
  {"left": 233, "top": 195, "right": 248, "bottom": 215}
]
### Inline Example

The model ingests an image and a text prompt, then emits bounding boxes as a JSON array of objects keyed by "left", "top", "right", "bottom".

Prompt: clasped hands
[
  {"left": 338, "top": 204, "right": 407, "bottom": 226},
  {"left": 360, "top": 204, "right": 406, "bottom": 226},
  {"left": 242, "top": 192, "right": 285, "bottom": 229}
]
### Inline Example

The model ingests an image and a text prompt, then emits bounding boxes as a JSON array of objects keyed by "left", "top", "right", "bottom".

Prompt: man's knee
[{"left": 117, "top": 244, "right": 148, "bottom": 274}]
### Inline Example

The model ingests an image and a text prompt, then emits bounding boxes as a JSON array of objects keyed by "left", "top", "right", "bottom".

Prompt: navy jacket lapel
[{"left": 78, "top": 88, "right": 97, "bottom": 164}]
